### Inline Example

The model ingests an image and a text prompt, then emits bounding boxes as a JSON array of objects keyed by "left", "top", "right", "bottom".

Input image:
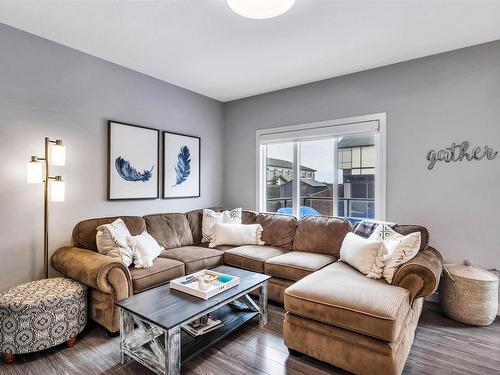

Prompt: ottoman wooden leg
[
  {"left": 2, "top": 353, "right": 15, "bottom": 363},
  {"left": 66, "top": 337, "right": 77, "bottom": 348}
]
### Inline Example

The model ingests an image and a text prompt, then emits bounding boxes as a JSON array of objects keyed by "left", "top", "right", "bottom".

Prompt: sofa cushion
[
  {"left": 224, "top": 245, "right": 288, "bottom": 273},
  {"left": 265, "top": 251, "right": 335, "bottom": 281},
  {"left": 160, "top": 246, "right": 223, "bottom": 274},
  {"left": 256, "top": 212, "right": 298, "bottom": 250},
  {"left": 293, "top": 216, "right": 351, "bottom": 256},
  {"left": 72, "top": 216, "right": 145, "bottom": 251},
  {"left": 144, "top": 213, "right": 193, "bottom": 249},
  {"left": 284, "top": 261, "right": 411, "bottom": 342},
  {"left": 130, "top": 258, "right": 184, "bottom": 293},
  {"left": 186, "top": 207, "right": 224, "bottom": 245}
]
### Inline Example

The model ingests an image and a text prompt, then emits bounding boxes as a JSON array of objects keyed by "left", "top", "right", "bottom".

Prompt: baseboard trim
[{"left": 425, "top": 292, "right": 500, "bottom": 316}]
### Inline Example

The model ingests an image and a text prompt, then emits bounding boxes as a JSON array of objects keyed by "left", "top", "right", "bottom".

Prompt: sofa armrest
[
  {"left": 51, "top": 246, "right": 132, "bottom": 300},
  {"left": 392, "top": 246, "right": 443, "bottom": 304}
]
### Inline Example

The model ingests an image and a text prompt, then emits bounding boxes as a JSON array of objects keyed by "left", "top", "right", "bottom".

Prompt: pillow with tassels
[{"left": 209, "top": 223, "right": 265, "bottom": 248}]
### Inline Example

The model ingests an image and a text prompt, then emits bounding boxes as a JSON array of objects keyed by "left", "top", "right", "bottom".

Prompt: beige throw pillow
[
  {"left": 369, "top": 224, "right": 421, "bottom": 283},
  {"left": 339, "top": 232, "right": 385, "bottom": 278},
  {"left": 209, "top": 223, "right": 265, "bottom": 248},
  {"left": 127, "top": 231, "right": 164, "bottom": 269},
  {"left": 201, "top": 208, "right": 242, "bottom": 243},
  {"left": 96, "top": 218, "right": 134, "bottom": 267}
]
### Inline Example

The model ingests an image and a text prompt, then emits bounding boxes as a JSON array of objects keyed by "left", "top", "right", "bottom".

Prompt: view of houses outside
[{"left": 265, "top": 135, "right": 375, "bottom": 219}]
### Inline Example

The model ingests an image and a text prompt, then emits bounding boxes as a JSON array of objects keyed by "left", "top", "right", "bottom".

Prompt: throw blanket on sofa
[{"left": 354, "top": 220, "right": 396, "bottom": 238}]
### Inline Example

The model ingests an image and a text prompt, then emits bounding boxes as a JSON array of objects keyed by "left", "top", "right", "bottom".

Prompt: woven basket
[{"left": 440, "top": 260, "right": 498, "bottom": 326}]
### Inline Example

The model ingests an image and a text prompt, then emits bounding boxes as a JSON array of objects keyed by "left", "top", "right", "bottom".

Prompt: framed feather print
[
  {"left": 107, "top": 121, "right": 159, "bottom": 200},
  {"left": 163, "top": 131, "right": 200, "bottom": 199}
]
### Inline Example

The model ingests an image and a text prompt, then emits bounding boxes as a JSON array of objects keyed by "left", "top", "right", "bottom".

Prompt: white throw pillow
[
  {"left": 369, "top": 225, "right": 421, "bottom": 283},
  {"left": 209, "top": 223, "right": 265, "bottom": 248},
  {"left": 96, "top": 218, "right": 134, "bottom": 267},
  {"left": 339, "top": 232, "right": 385, "bottom": 278},
  {"left": 201, "top": 208, "right": 242, "bottom": 243},
  {"left": 127, "top": 231, "right": 164, "bottom": 269}
]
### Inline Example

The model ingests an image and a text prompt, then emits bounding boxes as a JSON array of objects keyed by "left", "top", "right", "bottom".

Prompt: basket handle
[{"left": 442, "top": 265, "right": 456, "bottom": 283}]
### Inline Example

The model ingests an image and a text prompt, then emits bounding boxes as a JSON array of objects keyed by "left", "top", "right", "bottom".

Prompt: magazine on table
[{"left": 182, "top": 315, "right": 223, "bottom": 337}]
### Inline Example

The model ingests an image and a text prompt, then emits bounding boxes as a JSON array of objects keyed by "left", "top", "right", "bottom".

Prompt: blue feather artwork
[
  {"left": 115, "top": 156, "right": 154, "bottom": 182},
  {"left": 172, "top": 145, "right": 191, "bottom": 186}
]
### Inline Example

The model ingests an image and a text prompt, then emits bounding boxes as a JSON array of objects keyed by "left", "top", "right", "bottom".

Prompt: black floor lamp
[{"left": 27, "top": 137, "right": 65, "bottom": 279}]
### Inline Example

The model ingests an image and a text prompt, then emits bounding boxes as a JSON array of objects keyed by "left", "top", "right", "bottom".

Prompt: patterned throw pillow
[
  {"left": 368, "top": 223, "right": 398, "bottom": 241},
  {"left": 369, "top": 225, "right": 421, "bottom": 283},
  {"left": 354, "top": 220, "right": 396, "bottom": 238},
  {"left": 201, "top": 208, "right": 242, "bottom": 243}
]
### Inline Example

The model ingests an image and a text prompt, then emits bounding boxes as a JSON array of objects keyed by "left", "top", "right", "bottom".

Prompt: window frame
[{"left": 256, "top": 113, "right": 387, "bottom": 220}]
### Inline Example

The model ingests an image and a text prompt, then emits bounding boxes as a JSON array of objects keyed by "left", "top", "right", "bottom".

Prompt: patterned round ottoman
[{"left": 0, "top": 277, "right": 87, "bottom": 363}]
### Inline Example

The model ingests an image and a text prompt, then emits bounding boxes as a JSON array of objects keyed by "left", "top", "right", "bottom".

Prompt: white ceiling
[{"left": 1, "top": 0, "right": 500, "bottom": 102}]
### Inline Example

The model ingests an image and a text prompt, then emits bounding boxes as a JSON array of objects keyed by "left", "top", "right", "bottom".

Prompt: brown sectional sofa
[{"left": 51, "top": 208, "right": 443, "bottom": 375}]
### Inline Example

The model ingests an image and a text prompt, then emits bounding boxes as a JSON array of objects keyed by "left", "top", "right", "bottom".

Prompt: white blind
[{"left": 259, "top": 120, "right": 379, "bottom": 144}]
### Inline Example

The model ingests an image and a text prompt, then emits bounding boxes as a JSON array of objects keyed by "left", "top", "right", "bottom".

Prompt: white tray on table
[{"left": 170, "top": 269, "right": 240, "bottom": 300}]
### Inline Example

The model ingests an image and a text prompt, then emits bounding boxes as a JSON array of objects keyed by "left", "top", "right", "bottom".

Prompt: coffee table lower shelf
[{"left": 180, "top": 304, "right": 258, "bottom": 362}]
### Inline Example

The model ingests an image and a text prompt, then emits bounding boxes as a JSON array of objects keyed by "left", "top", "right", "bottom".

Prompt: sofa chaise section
[
  {"left": 283, "top": 299, "right": 424, "bottom": 375},
  {"left": 283, "top": 236, "right": 443, "bottom": 375},
  {"left": 285, "top": 261, "right": 412, "bottom": 342}
]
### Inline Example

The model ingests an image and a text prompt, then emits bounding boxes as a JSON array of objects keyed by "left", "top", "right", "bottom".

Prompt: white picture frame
[
  {"left": 163, "top": 131, "right": 201, "bottom": 199},
  {"left": 108, "top": 121, "right": 159, "bottom": 200}
]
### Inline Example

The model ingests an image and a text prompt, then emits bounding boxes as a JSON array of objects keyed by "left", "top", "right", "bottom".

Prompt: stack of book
[{"left": 182, "top": 315, "right": 223, "bottom": 337}]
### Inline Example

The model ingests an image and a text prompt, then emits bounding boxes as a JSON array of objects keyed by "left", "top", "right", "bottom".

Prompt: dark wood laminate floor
[{"left": 1, "top": 302, "right": 499, "bottom": 375}]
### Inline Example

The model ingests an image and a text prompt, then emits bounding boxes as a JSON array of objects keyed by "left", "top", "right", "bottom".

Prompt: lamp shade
[
  {"left": 27, "top": 157, "right": 43, "bottom": 183},
  {"left": 50, "top": 178, "right": 65, "bottom": 202},
  {"left": 226, "top": 0, "right": 295, "bottom": 19},
  {"left": 50, "top": 143, "right": 65, "bottom": 166}
]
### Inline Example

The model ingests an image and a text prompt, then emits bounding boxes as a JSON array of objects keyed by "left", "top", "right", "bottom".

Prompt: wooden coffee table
[{"left": 116, "top": 265, "right": 270, "bottom": 375}]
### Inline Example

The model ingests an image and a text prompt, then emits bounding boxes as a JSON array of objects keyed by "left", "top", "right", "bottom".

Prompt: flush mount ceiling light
[{"left": 226, "top": 0, "right": 295, "bottom": 19}]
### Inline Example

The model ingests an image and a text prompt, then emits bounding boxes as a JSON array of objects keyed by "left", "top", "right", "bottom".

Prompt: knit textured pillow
[{"left": 96, "top": 218, "right": 134, "bottom": 267}]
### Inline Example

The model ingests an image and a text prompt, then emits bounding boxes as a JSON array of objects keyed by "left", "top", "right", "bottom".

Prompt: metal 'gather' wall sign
[{"left": 426, "top": 141, "right": 498, "bottom": 170}]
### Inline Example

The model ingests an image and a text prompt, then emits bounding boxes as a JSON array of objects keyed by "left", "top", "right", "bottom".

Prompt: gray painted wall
[
  {"left": 0, "top": 24, "right": 224, "bottom": 290},
  {"left": 224, "top": 40, "right": 500, "bottom": 287},
  {"left": 2, "top": 21, "right": 499, "bottom": 300}
]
